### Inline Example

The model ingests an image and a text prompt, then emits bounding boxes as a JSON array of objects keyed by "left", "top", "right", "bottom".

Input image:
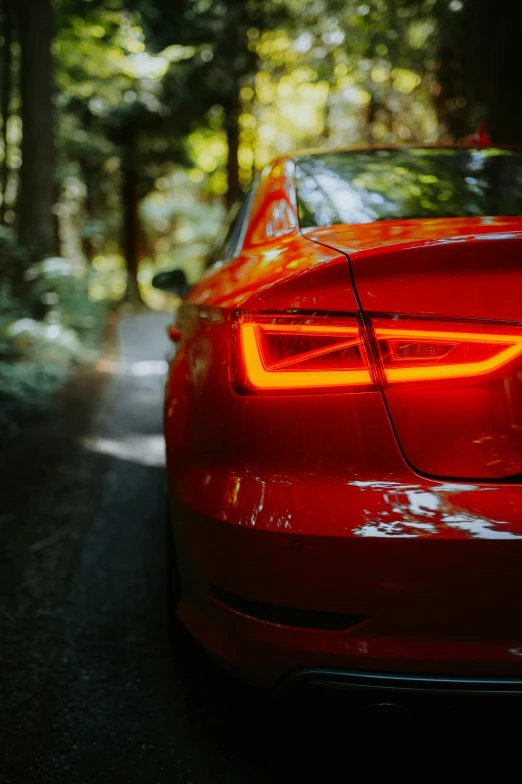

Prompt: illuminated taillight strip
[
  {"left": 235, "top": 315, "right": 522, "bottom": 394},
  {"left": 259, "top": 323, "right": 360, "bottom": 334},
  {"left": 374, "top": 326, "right": 522, "bottom": 382},
  {"left": 239, "top": 324, "right": 372, "bottom": 390}
]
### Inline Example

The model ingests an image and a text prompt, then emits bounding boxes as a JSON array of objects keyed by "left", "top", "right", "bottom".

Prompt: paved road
[{"left": 0, "top": 314, "right": 518, "bottom": 782}]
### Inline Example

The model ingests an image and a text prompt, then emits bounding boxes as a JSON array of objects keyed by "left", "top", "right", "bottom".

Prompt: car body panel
[
  {"left": 187, "top": 160, "right": 359, "bottom": 314},
  {"left": 309, "top": 217, "right": 522, "bottom": 321},
  {"left": 173, "top": 496, "right": 522, "bottom": 687},
  {"left": 187, "top": 236, "right": 359, "bottom": 313},
  {"left": 309, "top": 219, "right": 522, "bottom": 481}
]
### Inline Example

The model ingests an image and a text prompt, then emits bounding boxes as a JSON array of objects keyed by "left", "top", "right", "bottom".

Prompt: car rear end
[{"left": 166, "top": 147, "right": 522, "bottom": 692}]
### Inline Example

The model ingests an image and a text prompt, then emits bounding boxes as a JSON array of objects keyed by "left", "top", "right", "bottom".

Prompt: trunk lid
[{"left": 310, "top": 217, "right": 522, "bottom": 480}]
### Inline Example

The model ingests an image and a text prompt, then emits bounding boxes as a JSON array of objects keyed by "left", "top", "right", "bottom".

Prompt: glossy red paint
[
  {"left": 310, "top": 219, "right": 522, "bottom": 480},
  {"left": 164, "top": 150, "right": 522, "bottom": 690},
  {"left": 309, "top": 217, "right": 522, "bottom": 321}
]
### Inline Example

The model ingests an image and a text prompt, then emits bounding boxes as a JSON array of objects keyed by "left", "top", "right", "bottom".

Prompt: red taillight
[
  {"left": 235, "top": 315, "right": 372, "bottom": 392},
  {"left": 234, "top": 314, "right": 522, "bottom": 393},
  {"left": 373, "top": 318, "right": 522, "bottom": 383}
]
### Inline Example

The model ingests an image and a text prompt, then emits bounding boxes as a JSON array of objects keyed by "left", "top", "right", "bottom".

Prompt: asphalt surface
[{"left": 1, "top": 313, "right": 520, "bottom": 782}]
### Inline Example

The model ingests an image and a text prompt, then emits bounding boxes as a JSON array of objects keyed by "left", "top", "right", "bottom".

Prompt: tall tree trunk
[
  {"left": 435, "top": 0, "right": 522, "bottom": 143},
  {"left": 485, "top": 0, "right": 522, "bottom": 143},
  {"left": 225, "top": 106, "right": 240, "bottom": 208},
  {"left": 121, "top": 139, "right": 142, "bottom": 303},
  {"left": 17, "top": 0, "right": 55, "bottom": 258},
  {"left": 80, "top": 163, "right": 96, "bottom": 264},
  {"left": 0, "top": 0, "right": 12, "bottom": 224},
  {"left": 79, "top": 109, "right": 97, "bottom": 264}
]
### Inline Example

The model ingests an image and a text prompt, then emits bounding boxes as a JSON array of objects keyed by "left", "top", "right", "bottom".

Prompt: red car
[{"left": 156, "top": 145, "right": 522, "bottom": 696}]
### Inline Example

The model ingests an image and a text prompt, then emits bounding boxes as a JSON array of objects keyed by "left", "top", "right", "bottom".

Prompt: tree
[
  {"left": 134, "top": 0, "right": 294, "bottom": 204},
  {"left": 107, "top": 102, "right": 182, "bottom": 302},
  {"left": 431, "top": 0, "right": 522, "bottom": 143},
  {"left": 0, "top": 0, "right": 13, "bottom": 224},
  {"left": 17, "top": 0, "right": 56, "bottom": 258},
  {"left": 55, "top": 3, "right": 187, "bottom": 301}
]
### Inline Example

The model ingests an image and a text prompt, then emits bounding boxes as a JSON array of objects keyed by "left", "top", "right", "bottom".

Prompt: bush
[
  {"left": 24, "top": 256, "right": 108, "bottom": 349},
  {"left": 0, "top": 239, "right": 109, "bottom": 430},
  {"left": 0, "top": 362, "right": 69, "bottom": 434}
]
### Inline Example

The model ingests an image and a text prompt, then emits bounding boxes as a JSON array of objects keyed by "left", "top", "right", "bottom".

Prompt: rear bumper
[
  {"left": 177, "top": 516, "right": 522, "bottom": 692},
  {"left": 170, "top": 464, "right": 522, "bottom": 688},
  {"left": 177, "top": 582, "right": 522, "bottom": 688}
]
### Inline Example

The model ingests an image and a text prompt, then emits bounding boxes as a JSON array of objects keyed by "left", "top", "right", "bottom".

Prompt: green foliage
[
  {"left": 24, "top": 257, "right": 108, "bottom": 344},
  {"left": 0, "top": 360, "right": 68, "bottom": 433},
  {"left": 0, "top": 232, "right": 107, "bottom": 422}
]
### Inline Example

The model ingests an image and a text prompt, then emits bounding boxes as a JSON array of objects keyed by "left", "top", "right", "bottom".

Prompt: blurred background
[
  {"left": 0, "top": 0, "right": 521, "bottom": 418},
  {"left": 3, "top": 4, "right": 522, "bottom": 778}
]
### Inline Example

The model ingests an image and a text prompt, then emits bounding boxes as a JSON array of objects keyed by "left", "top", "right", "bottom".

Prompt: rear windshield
[{"left": 295, "top": 148, "right": 522, "bottom": 228}]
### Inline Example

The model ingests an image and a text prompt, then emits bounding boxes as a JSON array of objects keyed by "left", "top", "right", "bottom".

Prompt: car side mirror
[{"left": 151, "top": 268, "right": 189, "bottom": 297}]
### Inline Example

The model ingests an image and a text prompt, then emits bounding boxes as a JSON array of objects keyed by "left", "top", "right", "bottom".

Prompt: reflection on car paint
[
  {"left": 186, "top": 465, "right": 522, "bottom": 540},
  {"left": 351, "top": 480, "right": 522, "bottom": 539}
]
